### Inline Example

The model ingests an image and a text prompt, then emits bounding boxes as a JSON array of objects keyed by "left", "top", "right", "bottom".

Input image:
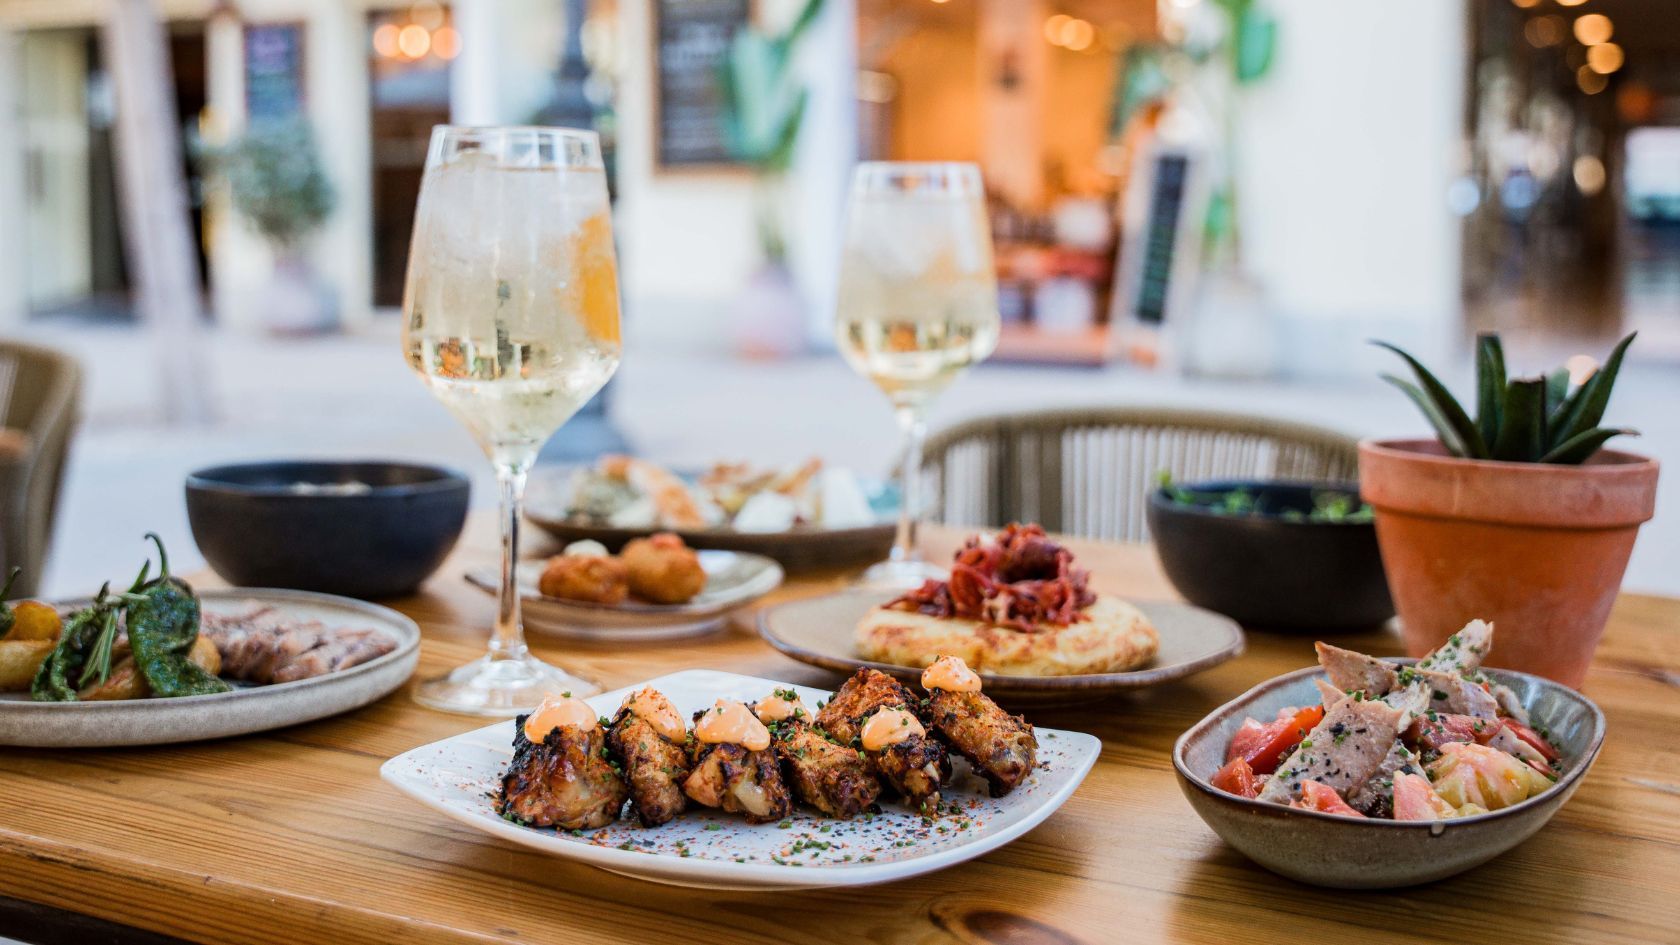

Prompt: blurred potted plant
[
  {"left": 721, "top": 0, "right": 823, "bottom": 358},
  {"left": 1361, "top": 332, "right": 1659, "bottom": 686},
  {"left": 213, "top": 117, "right": 338, "bottom": 333}
]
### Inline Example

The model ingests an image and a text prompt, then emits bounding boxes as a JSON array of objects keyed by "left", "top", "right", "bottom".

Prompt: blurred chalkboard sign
[
  {"left": 245, "top": 24, "right": 306, "bottom": 121},
  {"left": 653, "top": 0, "right": 748, "bottom": 169},
  {"left": 1113, "top": 145, "right": 1207, "bottom": 337}
]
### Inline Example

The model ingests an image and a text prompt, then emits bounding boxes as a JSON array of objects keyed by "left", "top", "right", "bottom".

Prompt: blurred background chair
[
  {"left": 0, "top": 340, "right": 81, "bottom": 596},
  {"left": 923, "top": 407, "right": 1360, "bottom": 542}
]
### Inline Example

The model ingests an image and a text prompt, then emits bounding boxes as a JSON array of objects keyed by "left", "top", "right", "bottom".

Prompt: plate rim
[
  {"left": 0, "top": 586, "right": 420, "bottom": 713},
  {"left": 755, "top": 588, "right": 1246, "bottom": 691},
  {"left": 379, "top": 667, "right": 1102, "bottom": 889}
]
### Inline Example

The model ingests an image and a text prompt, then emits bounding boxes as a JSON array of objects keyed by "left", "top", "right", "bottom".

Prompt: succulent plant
[{"left": 1375, "top": 332, "right": 1637, "bottom": 464}]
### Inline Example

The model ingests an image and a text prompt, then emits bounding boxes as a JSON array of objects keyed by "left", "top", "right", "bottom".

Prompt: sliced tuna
[{"left": 1258, "top": 696, "right": 1405, "bottom": 805}]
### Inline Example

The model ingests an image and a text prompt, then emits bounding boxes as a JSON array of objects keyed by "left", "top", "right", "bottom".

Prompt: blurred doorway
[
  {"left": 367, "top": 8, "right": 455, "bottom": 309},
  {"left": 18, "top": 22, "right": 208, "bottom": 323}
]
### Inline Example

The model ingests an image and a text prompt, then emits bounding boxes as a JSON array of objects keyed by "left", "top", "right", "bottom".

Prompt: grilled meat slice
[
  {"left": 605, "top": 697, "right": 690, "bottom": 827},
  {"left": 497, "top": 719, "right": 628, "bottom": 829},
  {"left": 927, "top": 689, "right": 1037, "bottom": 797},
  {"left": 1257, "top": 695, "right": 1406, "bottom": 805},
  {"left": 1416, "top": 619, "right": 1493, "bottom": 676},
  {"left": 682, "top": 742, "right": 793, "bottom": 824},
  {"left": 1316, "top": 642, "right": 1399, "bottom": 697},
  {"left": 769, "top": 721, "right": 881, "bottom": 819},
  {"left": 199, "top": 606, "right": 395, "bottom": 684},
  {"left": 816, "top": 669, "right": 946, "bottom": 812}
]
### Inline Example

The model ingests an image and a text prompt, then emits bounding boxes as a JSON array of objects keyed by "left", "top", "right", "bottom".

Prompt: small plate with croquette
[{"left": 466, "top": 533, "right": 784, "bottom": 641}]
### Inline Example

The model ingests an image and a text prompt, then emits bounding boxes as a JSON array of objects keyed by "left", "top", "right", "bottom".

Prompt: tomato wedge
[
  {"left": 1210, "top": 757, "right": 1259, "bottom": 798},
  {"left": 1293, "top": 780, "right": 1365, "bottom": 818},
  {"left": 1494, "top": 718, "right": 1560, "bottom": 762},
  {"left": 1227, "top": 705, "right": 1325, "bottom": 775},
  {"left": 1408, "top": 713, "right": 1483, "bottom": 751}
]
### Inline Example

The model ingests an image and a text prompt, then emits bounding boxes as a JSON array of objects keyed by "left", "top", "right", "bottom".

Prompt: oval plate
[
  {"left": 0, "top": 588, "right": 419, "bottom": 748},
  {"left": 524, "top": 470, "right": 897, "bottom": 572},
  {"left": 466, "top": 550, "right": 784, "bottom": 642},
  {"left": 757, "top": 589, "right": 1244, "bottom": 706}
]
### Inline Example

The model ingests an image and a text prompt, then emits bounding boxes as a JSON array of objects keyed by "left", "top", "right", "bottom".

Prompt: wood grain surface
[{"left": 2, "top": 523, "right": 1677, "bottom": 945}]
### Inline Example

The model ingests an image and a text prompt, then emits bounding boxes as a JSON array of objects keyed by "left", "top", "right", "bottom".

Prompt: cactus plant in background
[{"left": 1374, "top": 332, "right": 1638, "bottom": 465}]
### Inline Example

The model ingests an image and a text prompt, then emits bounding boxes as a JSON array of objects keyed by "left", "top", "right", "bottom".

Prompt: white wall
[{"left": 1234, "top": 0, "right": 1466, "bottom": 375}]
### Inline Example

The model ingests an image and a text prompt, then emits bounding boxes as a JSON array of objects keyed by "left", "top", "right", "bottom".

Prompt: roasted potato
[
  {"left": 8, "top": 600, "right": 63, "bottom": 641},
  {"left": 0, "top": 639, "right": 54, "bottom": 691},
  {"left": 79, "top": 636, "right": 223, "bottom": 701}
]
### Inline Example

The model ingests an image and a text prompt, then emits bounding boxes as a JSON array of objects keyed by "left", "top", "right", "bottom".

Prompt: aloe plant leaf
[
  {"left": 1475, "top": 334, "right": 1506, "bottom": 451},
  {"left": 1490, "top": 378, "right": 1546, "bottom": 462},
  {"left": 1380, "top": 374, "right": 1469, "bottom": 457},
  {"left": 1550, "top": 332, "right": 1636, "bottom": 449},
  {"left": 1538, "top": 427, "right": 1638, "bottom": 465},
  {"left": 1373, "top": 341, "right": 1488, "bottom": 458}
]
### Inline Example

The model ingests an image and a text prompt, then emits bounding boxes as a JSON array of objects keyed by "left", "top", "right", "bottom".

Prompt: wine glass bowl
[
  {"left": 835, "top": 162, "right": 1000, "bottom": 588},
  {"left": 401, "top": 126, "right": 622, "bottom": 714}
]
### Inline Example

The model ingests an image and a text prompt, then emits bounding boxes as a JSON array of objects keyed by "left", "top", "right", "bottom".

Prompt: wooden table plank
[{"left": 2, "top": 525, "right": 1677, "bottom": 944}]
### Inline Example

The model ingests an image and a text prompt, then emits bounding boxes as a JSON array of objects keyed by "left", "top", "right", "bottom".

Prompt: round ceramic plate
[
  {"left": 757, "top": 589, "right": 1245, "bottom": 706},
  {"left": 465, "top": 550, "right": 784, "bottom": 641},
  {"left": 0, "top": 588, "right": 419, "bottom": 748},
  {"left": 523, "top": 470, "right": 897, "bottom": 572}
]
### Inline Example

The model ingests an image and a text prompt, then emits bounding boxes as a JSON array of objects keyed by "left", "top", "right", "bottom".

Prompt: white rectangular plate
[{"left": 380, "top": 669, "right": 1101, "bottom": 889}]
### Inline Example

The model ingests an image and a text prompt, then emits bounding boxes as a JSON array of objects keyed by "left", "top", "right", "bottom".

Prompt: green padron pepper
[
  {"left": 124, "top": 533, "right": 229, "bottom": 698},
  {"left": 31, "top": 587, "right": 119, "bottom": 702}
]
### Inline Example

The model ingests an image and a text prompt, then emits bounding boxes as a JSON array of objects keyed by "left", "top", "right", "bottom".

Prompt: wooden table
[{"left": 3, "top": 525, "right": 1678, "bottom": 945}]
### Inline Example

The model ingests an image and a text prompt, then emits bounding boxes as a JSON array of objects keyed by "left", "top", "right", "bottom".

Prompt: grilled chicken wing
[
  {"left": 767, "top": 719, "right": 881, "bottom": 818},
  {"left": 497, "top": 717, "right": 628, "bottom": 829},
  {"left": 682, "top": 741, "right": 794, "bottom": 824},
  {"left": 816, "top": 668, "right": 947, "bottom": 813},
  {"left": 926, "top": 689, "right": 1037, "bottom": 797},
  {"left": 605, "top": 690, "right": 691, "bottom": 827}
]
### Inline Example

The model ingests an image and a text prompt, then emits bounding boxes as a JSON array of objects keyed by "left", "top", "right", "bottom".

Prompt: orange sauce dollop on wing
[
  {"left": 861, "top": 707, "right": 926, "bottom": 752},
  {"left": 622, "top": 687, "right": 687, "bottom": 743},
  {"left": 524, "top": 694, "right": 598, "bottom": 742},
  {"left": 921, "top": 655, "right": 982, "bottom": 693},
  {"left": 695, "top": 699, "right": 771, "bottom": 751}
]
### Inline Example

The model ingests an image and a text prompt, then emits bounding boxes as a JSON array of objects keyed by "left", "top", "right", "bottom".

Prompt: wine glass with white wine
[
  {"left": 836, "top": 162, "right": 1000, "bottom": 588},
  {"left": 402, "top": 126, "right": 622, "bottom": 714}
]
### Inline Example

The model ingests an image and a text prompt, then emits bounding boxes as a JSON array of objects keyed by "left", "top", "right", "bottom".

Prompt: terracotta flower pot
[{"left": 1359, "top": 438, "right": 1659, "bottom": 688}]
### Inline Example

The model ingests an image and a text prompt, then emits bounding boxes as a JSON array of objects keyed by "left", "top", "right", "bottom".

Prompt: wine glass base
[
  {"left": 413, "top": 653, "right": 601, "bottom": 717},
  {"left": 855, "top": 558, "right": 949, "bottom": 590}
]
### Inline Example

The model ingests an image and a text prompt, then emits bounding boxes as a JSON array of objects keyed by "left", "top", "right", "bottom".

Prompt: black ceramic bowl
[
  {"left": 1146, "top": 480, "right": 1393, "bottom": 632},
  {"left": 186, "top": 461, "right": 469, "bottom": 599}
]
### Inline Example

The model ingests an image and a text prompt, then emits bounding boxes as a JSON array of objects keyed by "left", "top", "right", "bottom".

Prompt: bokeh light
[
  {"left": 397, "top": 23, "right": 431, "bottom": 59},
  {"left": 1577, "top": 65, "right": 1608, "bottom": 94},
  {"left": 432, "top": 26, "right": 460, "bottom": 60},
  {"left": 372, "top": 23, "right": 400, "bottom": 59},
  {"left": 1572, "top": 155, "right": 1607, "bottom": 196},
  {"left": 1524, "top": 16, "right": 1563, "bottom": 48},
  {"left": 1573, "top": 13, "right": 1612, "bottom": 46},
  {"left": 1587, "top": 42, "right": 1624, "bottom": 74}
]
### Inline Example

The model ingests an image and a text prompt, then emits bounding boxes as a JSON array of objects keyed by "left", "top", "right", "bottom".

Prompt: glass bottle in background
[
  {"left": 402, "top": 126, "right": 622, "bottom": 713},
  {"left": 835, "top": 162, "right": 1000, "bottom": 588}
]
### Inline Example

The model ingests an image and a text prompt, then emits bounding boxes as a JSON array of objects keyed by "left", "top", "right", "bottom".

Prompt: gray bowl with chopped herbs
[{"left": 1147, "top": 478, "right": 1392, "bottom": 632}]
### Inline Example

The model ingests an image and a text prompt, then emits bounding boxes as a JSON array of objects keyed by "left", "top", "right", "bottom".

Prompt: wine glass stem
[
  {"left": 891, "top": 405, "right": 927, "bottom": 565},
  {"left": 491, "top": 462, "right": 531, "bottom": 661}
]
